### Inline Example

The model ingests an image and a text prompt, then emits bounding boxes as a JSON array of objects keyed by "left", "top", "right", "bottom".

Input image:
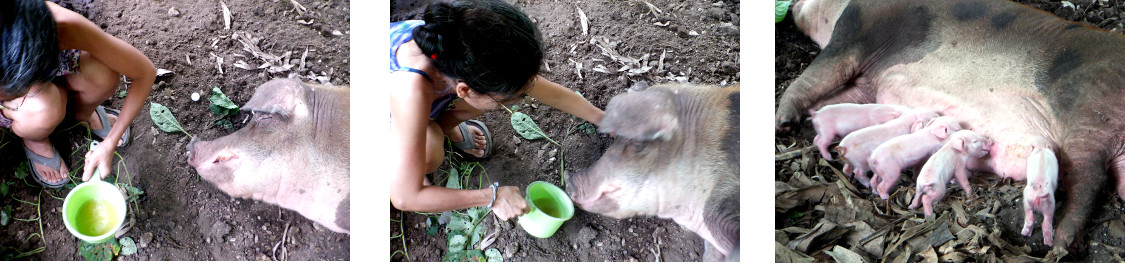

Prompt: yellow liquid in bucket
[
  {"left": 76, "top": 199, "right": 117, "bottom": 236},
  {"left": 532, "top": 198, "right": 562, "bottom": 218}
]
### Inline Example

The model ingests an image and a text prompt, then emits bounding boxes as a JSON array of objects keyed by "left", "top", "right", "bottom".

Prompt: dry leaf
[
  {"left": 642, "top": 0, "right": 662, "bottom": 14},
  {"left": 156, "top": 68, "right": 174, "bottom": 77},
  {"left": 297, "top": 19, "right": 314, "bottom": 25},
  {"left": 789, "top": 219, "right": 850, "bottom": 253},
  {"left": 776, "top": 242, "right": 816, "bottom": 263},
  {"left": 576, "top": 6, "right": 588, "bottom": 35},
  {"left": 824, "top": 245, "right": 867, "bottom": 263},
  {"left": 232, "top": 60, "right": 254, "bottom": 70},
  {"left": 220, "top": 0, "right": 232, "bottom": 30},
  {"left": 918, "top": 246, "right": 938, "bottom": 263},
  {"left": 289, "top": 0, "right": 308, "bottom": 16},
  {"left": 209, "top": 52, "right": 224, "bottom": 75}
]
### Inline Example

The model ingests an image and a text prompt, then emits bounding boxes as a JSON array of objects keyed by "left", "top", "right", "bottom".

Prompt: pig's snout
[{"left": 187, "top": 139, "right": 202, "bottom": 165}]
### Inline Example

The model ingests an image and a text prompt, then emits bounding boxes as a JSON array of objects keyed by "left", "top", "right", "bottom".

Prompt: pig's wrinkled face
[
  {"left": 188, "top": 109, "right": 299, "bottom": 190},
  {"left": 566, "top": 137, "right": 672, "bottom": 219}
]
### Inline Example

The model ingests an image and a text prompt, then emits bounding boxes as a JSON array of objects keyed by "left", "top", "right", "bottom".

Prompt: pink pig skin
[
  {"left": 810, "top": 103, "right": 909, "bottom": 160},
  {"left": 909, "top": 130, "right": 991, "bottom": 217},
  {"left": 1022, "top": 147, "right": 1059, "bottom": 246},
  {"left": 837, "top": 108, "right": 938, "bottom": 187},
  {"left": 869, "top": 116, "right": 961, "bottom": 199}
]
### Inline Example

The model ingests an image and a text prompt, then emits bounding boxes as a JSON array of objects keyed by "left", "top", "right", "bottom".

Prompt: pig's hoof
[
  {"left": 450, "top": 120, "right": 493, "bottom": 159},
  {"left": 1021, "top": 226, "right": 1032, "bottom": 236}
]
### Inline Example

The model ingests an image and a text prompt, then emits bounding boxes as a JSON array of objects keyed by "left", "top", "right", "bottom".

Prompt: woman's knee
[
  {"left": 67, "top": 51, "right": 119, "bottom": 98},
  {"left": 8, "top": 84, "right": 66, "bottom": 139}
]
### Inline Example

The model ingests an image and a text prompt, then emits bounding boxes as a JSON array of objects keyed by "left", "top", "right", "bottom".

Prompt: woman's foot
[
  {"left": 23, "top": 138, "right": 70, "bottom": 187},
  {"left": 447, "top": 120, "right": 492, "bottom": 158},
  {"left": 78, "top": 106, "right": 129, "bottom": 147}
]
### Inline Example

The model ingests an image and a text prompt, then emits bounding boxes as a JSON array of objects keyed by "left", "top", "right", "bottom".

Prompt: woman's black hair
[
  {"left": 412, "top": 0, "right": 543, "bottom": 99},
  {"left": 0, "top": 0, "right": 60, "bottom": 100}
]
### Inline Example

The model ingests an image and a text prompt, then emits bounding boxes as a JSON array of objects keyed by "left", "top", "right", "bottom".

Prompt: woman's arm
[
  {"left": 526, "top": 76, "right": 604, "bottom": 126},
  {"left": 50, "top": 3, "right": 155, "bottom": 180}
]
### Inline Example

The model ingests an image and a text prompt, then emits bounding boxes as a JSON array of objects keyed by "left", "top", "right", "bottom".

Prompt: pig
[
  {"left": 775, "top": 0, "right": 1125, "bottom": 251},
  {"left": 565, "top": 81, "right": 739, "bottom": 261},
  {"left": 1023, "top": 146, "right": 1059, "bottom": 246},
  {"left": 868, "top": 116, "right": 961, "bottom": 199},
  {"left": 810, "top": 103, "right": 909, "bottom": 160},
  {"left": 187, "top": 78, "right": 350, "bottom": 234},
  {"left": 835, "top": 108, "right": 938, "bottom": 187},
  {"left": 909, "top": 130, "right": 991, "bottom": 217}
]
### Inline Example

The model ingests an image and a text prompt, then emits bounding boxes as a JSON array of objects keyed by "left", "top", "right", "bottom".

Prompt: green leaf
[
  {"left": 0, "top": 181, "right": 8, "bottom": 197},
  {"left": 215, "top": 119, "right": 234, "bottom": 130},
  {"left": 426, "top": 217, "right": 441, "bottom": 236},
  {"left": 208, "top": 87, "right": 239, "bottom": 117},
  {"left": 1, "top": 210, "right": 9, "bottom": 226},
  {"left": 119, "top": 237, "right": 137, "bottom": 256},
  {"left": 14, "top": 162, "right": 28, "bottom": 180},
  {"left": 510, "top": 112, "right": 545, "bottom": 140},
  {"left": 446, "top": 167, "right": 461, "bottom": 190},
  {"left": 121, "top": 184, "right": 144, "bottom": 203},
  {"left": 447, "top": 213, "right": 473, "bottom": 234},
  {"left": 115, "top": 89, "right": 127, "bottom": 98},
  {"left": 776, "top": 1, "right": 792, "bottom": 23},
  {"left": 78, "top": 239, "right": 120, "bottom": 261},
  {"left": 578, "top": 122, "right": 596, "bottom": 134},
  {"left": 448, "top": 235, "right": 468, "bottom": 253},
  {"left": 149, "top": 103, "right": 187, "bottom": 134},
  {"left": 467, "top": 207, "right": 487, "bottom": 225},
  {"left": 485, "top": 248, "right": 503, "bottom": 262},
  {"left": 443, "top": 250, "right": 485, "bottom": 262}
]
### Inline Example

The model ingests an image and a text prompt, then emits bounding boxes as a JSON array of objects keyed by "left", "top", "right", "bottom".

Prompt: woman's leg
[
  {"left": 424, "top": 121, "right": 447, "bottom": 175},
  {"left": 6, "top": 83, "right": 69, "bottom": 183},
  {"left": 64, "top": 51, "right": 121, "bottom": 143}
]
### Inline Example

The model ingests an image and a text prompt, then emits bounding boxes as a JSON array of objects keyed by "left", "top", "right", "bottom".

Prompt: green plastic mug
[
  {"left": 62, "top": 141, "right": 127, "bottom": 244},
  {"left": 516, "top": 181, "right": 574, "bottom": 238}
]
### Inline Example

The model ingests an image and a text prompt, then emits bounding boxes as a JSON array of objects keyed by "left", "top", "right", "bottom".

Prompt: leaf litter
[{"left": 775, "top": 140, "right": 1062, "bottom": 262}]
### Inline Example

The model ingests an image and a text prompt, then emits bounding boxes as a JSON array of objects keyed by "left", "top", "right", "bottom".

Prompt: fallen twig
[
  {"left": 776, "top": 146, "right": 815, "bottom": 161},
  {"left": 220, "top": 0, "right": 232, "bottom": 29},
  {"left": 272, "top": 222, "right": 291, "bottom": 261}
]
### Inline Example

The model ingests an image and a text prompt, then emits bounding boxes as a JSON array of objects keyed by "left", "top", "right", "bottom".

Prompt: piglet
[
  {"left": 868, "top": 116, "right": 961, "bottom": 199},
  {"left": 837, "top": 108, "right": 938, "bottom": 187},
  {"left": 1022, "top": 146, "right": 1058, "bottom": 246},
  {"left": 810, "top": 103, "right": 909, "bottom": 160},
  {"left": 909, "top": 130, "right": 991, "bottom": 217}
]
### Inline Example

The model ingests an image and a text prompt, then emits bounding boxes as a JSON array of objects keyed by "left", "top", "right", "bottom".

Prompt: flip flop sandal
[
  {"left": 22, "top": 143, "right": 69, "bottom": 189},
  {"left": 90, "top": 105, "right": 132, "bottom": 147},
  {"left": 450, "top": 120, "right": 493, "bottom": 160}
]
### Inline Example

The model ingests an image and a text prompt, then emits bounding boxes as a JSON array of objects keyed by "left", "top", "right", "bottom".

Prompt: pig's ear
[
  {"left": 951, "top": 137, "right": 966, "bottom": 152},
  {"left": 242, "top": 78, "right": 310, "bottom": 118},
  {"left": 599, "top": 89, "right": 678, "bottom": 141},
  {"left": 910, "top": 120, "right": 926, "bottom": 133},
  {"left": 931, "top": 125, "right": 950, "bottom": 139},
  {"left": 627, "top": 81, "right": 650, "bottom": 92}
]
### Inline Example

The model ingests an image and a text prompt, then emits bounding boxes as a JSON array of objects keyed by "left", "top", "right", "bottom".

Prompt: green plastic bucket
[
  {"left": 61, "top": 142, "right": 127, "bottom": 244},
  {"left": 517, "top": 181, "right": 574, "bottom": 238}
]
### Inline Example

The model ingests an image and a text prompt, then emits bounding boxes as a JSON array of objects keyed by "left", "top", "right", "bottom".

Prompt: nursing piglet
[
  {"left": 1023, "top": 146, "right": 1059, "bottom": 246},
  {"left": 868, "top": 116, "right": 961, "bottom": 199},
  {"left": 836, "top": 108, "right": 938, "bottom": 186},
  {"left": 810, "top": 103, "right": 909, "bottom": 160},
  {"left": 909, "top": 130, "right": 991, "bottom": 217}
]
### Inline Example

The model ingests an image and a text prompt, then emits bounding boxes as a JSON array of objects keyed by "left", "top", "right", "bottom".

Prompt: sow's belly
[{"left": 867, "top": 52, "right": 1060, "bottom": 180}]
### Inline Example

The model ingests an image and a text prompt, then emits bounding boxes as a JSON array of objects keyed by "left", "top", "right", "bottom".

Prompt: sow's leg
[
  {"left": 1051, "top": 142, "right": 1108, "bottom": 254},
  {"left": 776, "top": 46, "right": 871, "bottom": 132}
]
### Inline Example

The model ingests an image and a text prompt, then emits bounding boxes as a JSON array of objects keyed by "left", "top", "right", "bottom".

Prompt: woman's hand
[
  {"left": 81, "top": 141, "right": 116, "bottom": 181},
  {"left": 491, "top": 186, "right": 531, "bottom": 220}
]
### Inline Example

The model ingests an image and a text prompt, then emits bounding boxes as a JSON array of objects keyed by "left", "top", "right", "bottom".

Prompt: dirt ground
[
  {"left": 390, "top": 0, "right": 739, "bottom": 261},
  {"left": 0, "top": 0, "right": 350, "bottom": 260},
  {"left": 776, "top": 0, "right": 1125, "bottom": 262}
]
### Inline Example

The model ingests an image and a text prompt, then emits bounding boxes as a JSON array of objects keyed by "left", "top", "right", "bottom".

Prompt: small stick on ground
[
  {"left": 273, "top": 222, "right": 291, "bottom": 261},
  {"left": 775, "top": 146, "right": 815, "bottom": 161}
]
